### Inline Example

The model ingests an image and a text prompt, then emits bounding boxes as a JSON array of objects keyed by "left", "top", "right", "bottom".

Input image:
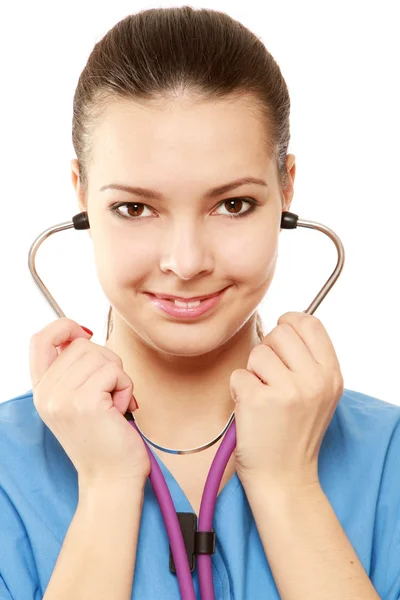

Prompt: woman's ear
[
  {"left": 282, "top": 153, "right": 296, "bottom": 212},
  {"left": 71, "top": 159, "right": 91, "bottom": 239},
  {"left": 279, "top": 154, "right": 296, "bottom": 231},
  {"left": 70, "top": 158, "right": 80, "bottom": 192}
]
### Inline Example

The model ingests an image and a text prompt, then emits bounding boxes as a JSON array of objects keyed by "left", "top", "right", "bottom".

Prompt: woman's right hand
[{"left": 29, "top": 317, "right": 151, "bottom": 488}]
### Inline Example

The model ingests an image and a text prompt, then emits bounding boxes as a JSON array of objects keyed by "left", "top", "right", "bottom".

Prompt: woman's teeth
[{"left": 172, "top": 299, "right": 202, "bottom": 308}]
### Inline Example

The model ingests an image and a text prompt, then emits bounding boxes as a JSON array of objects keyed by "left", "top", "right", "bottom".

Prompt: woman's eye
[
  {"left": 110, "top": 197, "right": 258, "bottom": 220},
  {"left": 112, "top": 203, "right": 152, "bottom": 219},
  {"left": 216, "top": 198, "right": 257, "bottom": 218}
]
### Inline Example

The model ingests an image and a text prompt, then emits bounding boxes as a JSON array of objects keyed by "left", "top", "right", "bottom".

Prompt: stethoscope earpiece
[
  {"left": 280, "top": 211, "right": 298, "bottom": 229},
  {"left": 72, "top": 211, "right": 90, "bottom": 230}
]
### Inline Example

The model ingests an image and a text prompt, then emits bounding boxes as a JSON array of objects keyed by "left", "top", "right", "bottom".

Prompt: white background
[{"left": 0, "top": 1, "right": 399, "bottom": 405}]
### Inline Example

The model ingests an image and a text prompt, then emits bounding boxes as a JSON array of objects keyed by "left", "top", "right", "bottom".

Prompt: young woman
[{"left": 0, "top": 7, "right": 398, "bottom": 600}]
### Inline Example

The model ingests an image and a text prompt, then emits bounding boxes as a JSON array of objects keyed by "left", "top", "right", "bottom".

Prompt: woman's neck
[{"left": 104, "top": 314, "right": 260, "bottom": 448}]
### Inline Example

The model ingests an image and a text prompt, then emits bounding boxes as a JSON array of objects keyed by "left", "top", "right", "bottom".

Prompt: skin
[{"left": 70, "top": 93, "right": 296, "bottom": 451}]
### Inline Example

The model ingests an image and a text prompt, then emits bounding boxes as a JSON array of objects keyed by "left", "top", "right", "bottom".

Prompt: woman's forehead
[{"left": 89, "top": 98, "right": 270, "bottom": 179}]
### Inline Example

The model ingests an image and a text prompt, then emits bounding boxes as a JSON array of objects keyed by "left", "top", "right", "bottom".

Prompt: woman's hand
[
  {"left": 230, "top": 312, "right": 344, "bottom": 491},
  {"left": 29, "top": 317, "right": 151, "bottom": 488}
]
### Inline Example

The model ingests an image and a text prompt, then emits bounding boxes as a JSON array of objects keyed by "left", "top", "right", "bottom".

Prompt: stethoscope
[{"left": 28, "top": 210, "right": 345, "bottom": 600}]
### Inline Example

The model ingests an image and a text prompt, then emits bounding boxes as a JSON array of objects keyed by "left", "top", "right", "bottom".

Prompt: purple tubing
[{"left": 129, "top": 418, "right": 237, "bottom": 600}]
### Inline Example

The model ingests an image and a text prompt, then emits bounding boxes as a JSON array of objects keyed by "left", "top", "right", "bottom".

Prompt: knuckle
[
  {"left": 110, "top": 353, "right": 123, "bottom": 368},
  {"left": 230, "top": 368, "right": 245, "bottom": 388},
  {"left": 252, "top": 343, "right": 265, "bottom": 355},
  {"left": 266, "top": 327, "right": 278, "bottom": 340},
  {"left": 96, "top": 346, "right": 123, "bottom": 368},
  {"left": 74, "top": 392, "right": 97, "bottom": 415},
  {"left": 29, "top": 332, "right": 41, "bottom": 348},
  {"left": 306, "top": 314, "right": 322, "bottom": 328},
  {"left": 312, "top": 370, "right": 326, "bottom": 389},
  {"left": 71, "top": 336, "right": 88, "bottom": 349},
  {"left": 250, "top": 344, "right": 267, "bottom": 361},
  {"left": 38, "top": 393, "right": 63, "bottom": 420},
  {"left": 334, "top": 372, "right": 345, "bottom": 395},
  {"left": 283, "top": 387, "right": 299, "bottom": 407},
  {"left": 279, "top": 323, "right": 293, "bottom": 333},
  {"left": 87, "top": 350, "right": 108, "bottom": 370},
  {"left": 269, "top": 323, "right": 291, "bottom": 340},
  {"left": 98, "top": 361, "right": 119, "bottom": 377},
  {"left": 45, "top": 397, "right": 58, "bottom": 417},
  {"left": 55, "top": 316, "right": 69, "bottom": 327}
]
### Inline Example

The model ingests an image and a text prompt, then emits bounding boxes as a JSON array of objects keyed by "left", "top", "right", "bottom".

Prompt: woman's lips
[
  {"left": 146, "top": 287, "right": 228, "bottom": 318},
  {"left": 148, "top": 287, "right": 228, "bottom": 302}
]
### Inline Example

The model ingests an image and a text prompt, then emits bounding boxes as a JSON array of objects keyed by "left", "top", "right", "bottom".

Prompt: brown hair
[{"left": 72, "top": 6, "right": 291, "bottom": 342}]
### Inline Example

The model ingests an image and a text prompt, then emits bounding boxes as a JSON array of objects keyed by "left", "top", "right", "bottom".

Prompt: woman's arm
[
  {"left": 245, "top": 481, "right": 381, "bottom": 600},
  {"left": 43, "top": 478, "right": 146, "bottom": 600}
]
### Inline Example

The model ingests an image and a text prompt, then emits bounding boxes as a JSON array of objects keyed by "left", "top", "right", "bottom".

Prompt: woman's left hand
[{"left": 230, "top": 312, "right": 344, "bottom": 492}]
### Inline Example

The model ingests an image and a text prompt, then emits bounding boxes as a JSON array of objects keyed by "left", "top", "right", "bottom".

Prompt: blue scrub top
[{"left": 1, "top": 387, "right": 400, "bottom": 599}]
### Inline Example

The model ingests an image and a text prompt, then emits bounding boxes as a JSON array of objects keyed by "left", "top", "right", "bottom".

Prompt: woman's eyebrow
[{"left": 99, "top": 177, "right": 268, "bottom": 200}]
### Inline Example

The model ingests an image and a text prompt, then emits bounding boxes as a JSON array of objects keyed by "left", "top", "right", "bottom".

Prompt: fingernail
[
  {"left": 80, "top": 326, "right": 93, "bottom": 336},
  {"left": 132, "top": 394, "right": 140, "bottom": 410}
]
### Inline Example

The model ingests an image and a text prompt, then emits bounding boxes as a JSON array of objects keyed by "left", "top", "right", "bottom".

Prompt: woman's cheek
[{"left": 224, "top": 233, "right": 278, "bottom": 286}]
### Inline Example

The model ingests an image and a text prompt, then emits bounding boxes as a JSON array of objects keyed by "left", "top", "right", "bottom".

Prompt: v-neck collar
[{"left": 147, "top": 444, "right": 241, "bottom": 517}]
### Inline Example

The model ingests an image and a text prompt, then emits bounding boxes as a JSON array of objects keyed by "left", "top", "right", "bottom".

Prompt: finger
[
  {"left": 57, "top": 338, "right": 124, "bottom": 369},
  {"left": 29, "top": 318, "right": 93, "bottom": 389},
  {"left": 247, "top": 344, "right": 289, "bottom": 386},
  {"left": 56, "top": 350, "right": 114, "bottom": 393},
  {"left": 230, "top": 368, "right": 263, "bottom": 404},
  {"left": 279, "top": 312, "right": 340, "bottom": 369},
  {"left": 262, "top": 323, "right": 315, "bottom": 373},
  {"left": 45, "top": 339, "right": 127, "bottom": 395},
  {"left": 82, "top": 362, "right": 134, "bottom": 415}
]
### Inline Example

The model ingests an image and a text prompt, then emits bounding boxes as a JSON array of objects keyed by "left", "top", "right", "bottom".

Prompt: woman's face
[{"left": 72, "top": 95, "right": 295, "bottom": 356}]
